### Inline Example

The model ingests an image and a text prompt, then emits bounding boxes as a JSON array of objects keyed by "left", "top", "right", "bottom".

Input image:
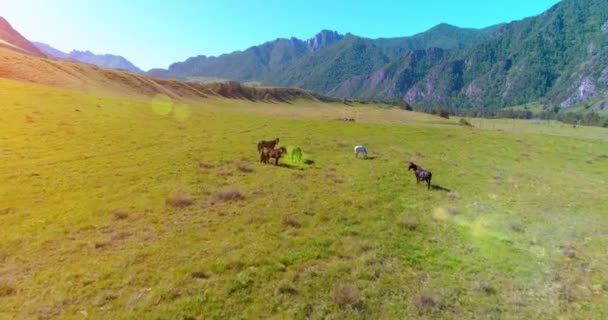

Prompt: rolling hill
[
  {"left": 0, "top": 16, "right": 46, "bottom": 58},
  {"left": 0, "top": 46, "right": 330, "bottom": 104}
]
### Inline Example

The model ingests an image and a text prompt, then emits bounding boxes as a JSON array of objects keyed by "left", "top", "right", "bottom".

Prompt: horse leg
[{"left": 427, "top": 178, "right": 431, "bottom": 190}]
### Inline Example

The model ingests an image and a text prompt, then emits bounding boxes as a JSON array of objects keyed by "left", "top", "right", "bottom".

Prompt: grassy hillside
[{"left": 1, "top": 79, "right": 607, "bottom": 319}]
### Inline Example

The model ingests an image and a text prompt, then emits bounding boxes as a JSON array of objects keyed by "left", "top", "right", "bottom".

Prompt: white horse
[{"left": 354, "top": 145, "right": 367, "bottom": 158}]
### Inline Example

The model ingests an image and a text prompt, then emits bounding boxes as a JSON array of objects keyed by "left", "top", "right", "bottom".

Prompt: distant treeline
[
  {"left": 342, "top": 98, "right": 608, "bottom": 128},
  {"left": 416, "top": 106, "right": 608, "bottom": 128}
]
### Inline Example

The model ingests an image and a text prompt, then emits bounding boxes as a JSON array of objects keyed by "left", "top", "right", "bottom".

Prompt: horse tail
[{"left": 257, "top": 141, "right": 262, "bottom": 153}]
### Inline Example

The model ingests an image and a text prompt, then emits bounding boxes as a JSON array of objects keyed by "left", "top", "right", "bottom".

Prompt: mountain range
[
  {"left": 33, "top": 42, "right": 143, "bottom": 74},
  {"left": 147, "top": 0, "right": 608, "bottom": 113},
  {"left": 2, "top": 0, "right": 608, "bottom": 114}
]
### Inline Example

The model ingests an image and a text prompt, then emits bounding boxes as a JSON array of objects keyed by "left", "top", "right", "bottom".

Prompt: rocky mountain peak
[{"left": 306, "top": 30, "right": 343, "bottom": 52}]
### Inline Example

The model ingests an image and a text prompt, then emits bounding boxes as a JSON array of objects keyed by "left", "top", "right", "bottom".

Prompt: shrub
[
  {"left": 459, "top": 118, "right": 472, "bottom": 127},
  {"left": 432, "top": 108, "right": 450, "bottom": 119},
  {"left": 509, "top": 222, "right": 525, "bottom": 233},
  {"left": 414, "top": 293, "right": 441, "bottom": 311},
  {"left": 560, "top": 245, "right": 576, "bottom": 258},
  {"left": 112, "top": 209, "right": 129, "bottom": 220},
  {"left": 283, "top": 216, "right": 302, "bottom": 228},
  {"left": 334, "top": 284, "right": 362, "bottom": 308},
  {"left": 477, "top": 281, "right": 496, "bottom": 295},
  {"left": 213, "top": 190, "right": 245, "bottom": 203},
  {"left": 398, "top": 100, "right": 413, "bottom": 111},
  {"left": 166, "top": 189, "right": 195, "bottom": 207},
  {"left": 400, "top": 216, "right": 418, "bottom": 231},
  {"left": 0, "top": 283, "right": 15, "bottom": 297},
  {"left": 191, "top": 271, "right": 210, "bottom": 279}
]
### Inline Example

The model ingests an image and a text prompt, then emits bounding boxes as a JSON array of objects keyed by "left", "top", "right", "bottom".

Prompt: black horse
[
  {"left": 408, "top": 162, "right": 432, "bottom": 190},
  {"left": 257, "top": 138, "right": 279, "bottom": 153}
]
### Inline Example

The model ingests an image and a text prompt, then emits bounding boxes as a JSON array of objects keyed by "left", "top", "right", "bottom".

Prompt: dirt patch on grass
[{"left": 334, "top": 284, "right": 362, "bottom": 308}]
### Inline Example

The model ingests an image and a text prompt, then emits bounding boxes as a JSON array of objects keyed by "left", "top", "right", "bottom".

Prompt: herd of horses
[
  {"left": 257, "top": 138, "right": 433, "bottom": 190},
  {"left": 257, "top": 138, "right": 303, "bottom": 165}
]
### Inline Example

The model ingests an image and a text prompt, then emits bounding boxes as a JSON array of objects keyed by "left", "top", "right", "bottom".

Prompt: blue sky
[{"left": 0, "top": 0, "right": 561, "bottom": 70}]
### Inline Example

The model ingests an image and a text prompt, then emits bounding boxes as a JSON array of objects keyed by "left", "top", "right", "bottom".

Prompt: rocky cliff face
[{"left": 306, "top": 30, "right": 343, "bottom": 52}]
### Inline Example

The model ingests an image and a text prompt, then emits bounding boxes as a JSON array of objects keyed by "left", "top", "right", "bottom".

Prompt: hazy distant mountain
[
  {"left": 34, "top": 42, "right": 143, "bottom": 74},
  {"left": 32, "top": 42, "right": 68, "bottom": 59},
  {"left": 0, "top": 16, "right": 46, "bottom": 58}
]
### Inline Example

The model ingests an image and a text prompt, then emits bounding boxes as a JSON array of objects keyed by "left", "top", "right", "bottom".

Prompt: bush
[
  {"left": 459, "top": 118, "right": 472, "bottom": 127},
  {"left": 398, "top": 100, "right": 413, "bottom": 111},
  {"left": 112, "top": 209, "right": 129, "bottom": 220},
  {"left": 414, "top": 293, "right": 441, "bottom": 311},
  {"left": 166, "top": 189, "right": 195, "bottom": 207},
  {"left": 432, "top": 108, "right": 450, "bottom": 119},
  {"left": 0, "top": 283, "right": 15, "bottom": 297},
  {"left": 400, "top": 216, "right": 418, "bottom": 231},
  {"left": 212, "top": 190, "right": 245, "bottom": 203},
  {"left": 283, "top": 216, "right": 302, "bottom": 228}
]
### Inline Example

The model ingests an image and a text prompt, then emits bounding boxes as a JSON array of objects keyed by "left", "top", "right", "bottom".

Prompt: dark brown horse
[
  {"left": 408, "top": 162, "right": 432, "bottom": 190},
  {"left": 262, "top": 146, "right": 287, "bottom": 165},
  {"left": 257, "top": 138, "right": 279, "bottom": 154}
]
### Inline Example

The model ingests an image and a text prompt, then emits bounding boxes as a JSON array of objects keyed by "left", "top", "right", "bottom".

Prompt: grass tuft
[
  {"left": 477, "top": 281, "right": 497, "bottom": 295},
  {"left": 400, "top": 215, "right": 418, "bottom": 231},
  {"left": 236, "top": 162, "right": 254, "bottom": 173},
  {"left": 111, "top": 209, "right": 129, "bottom": 220},
  {"left": 191, "top": 271, "right": 210, "bottom": 279},
  {"left": 414, "top": 293, "right": 442, "bottom": 311},
  {"left": 283, "top": 216, "right": 302, "bottom": 228},
  {"left": 0, "top": 283, "right": 15, "bottom": 297},
  {"left": 166, "top": 189, "right": 195, "bottom": 208},
  {"left": 509, "top": 222, "right": 526, "bottom": 233},
  {"left": 560, "top": 245, "right": 576, "bottom": 258},
  {"left": 277, "top": 284, "right": 298, "bottom": 295},
  {"left": 212, "top": 190, "right": 245, "bottom": 203}
]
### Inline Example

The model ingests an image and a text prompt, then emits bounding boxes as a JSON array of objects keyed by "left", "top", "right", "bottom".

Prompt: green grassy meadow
[{"left": 1, "top": 79, "right": 608, "bottom": 319}]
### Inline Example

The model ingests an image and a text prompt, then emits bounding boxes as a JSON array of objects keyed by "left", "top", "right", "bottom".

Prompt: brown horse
[
  {"left": 408, "top": 162, "right": 432, "bottom": 190},
  {"left": 257, "top": 138, "right": 279, "bottom": 153},
  {"left": 262, "top": 146, "right": 287, "bottom": 165}
]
